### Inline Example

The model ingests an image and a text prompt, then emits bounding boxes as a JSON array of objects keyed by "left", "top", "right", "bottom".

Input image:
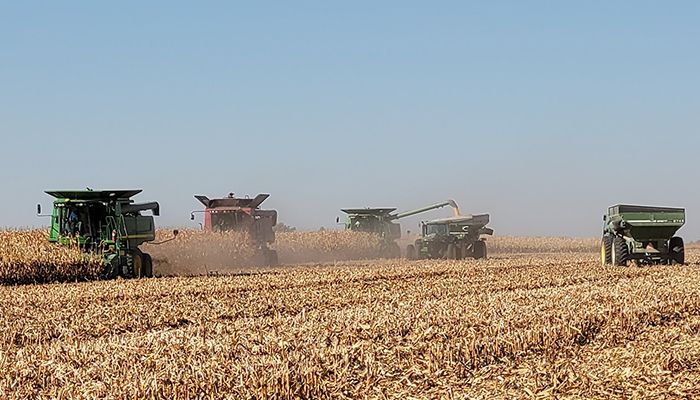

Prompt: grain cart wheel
[
  {"left": 669, "top": 237, "right": 685, "bottom": 265},
  {"left": 142, "top": 253, "right": 153, "bottom": 278},
  {"left": 406, "top": 244, "right": 416, "bottom": 260},
  {"left": 457, "top": 242, "right": 467, "bottom": 260},
  {"left": 446, "top": 244, "right": 457, "bottom": 260},
  {"left": 611, "top": 236, "right": 629, "bottom": 266},
  {"left": 601, "top": 235, "right": 613, "bottom": 265},
  {"left": 473, "top": 240, "right": 487, "bottom": 260}
]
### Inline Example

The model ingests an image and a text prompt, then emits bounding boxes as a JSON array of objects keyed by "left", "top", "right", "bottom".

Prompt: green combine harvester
[
  {"left": 340, "top": 200, "right": 459, "bottom": 257},
  {"left": 39, "top": 189, "right": 174, "bottom": 279},
  {"left": 407, "top": 214, "right": 493, "bottom": 260},
  {"left": 601, "top": 204, "right": 686, "bottom": 266}
]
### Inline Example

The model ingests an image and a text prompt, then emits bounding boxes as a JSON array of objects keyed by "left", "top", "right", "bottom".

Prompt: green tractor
[
  {"left": 38, "top": 190, "right": 174, "bottom": 279},
  {"left": 339, "top": 200, "right": 459, "bottom": 258},
  {"left": 407, "top": 214, "right": 493, "bottom": 260},
  {"left": 601, "top": 204, "right": 686, "bottom": 266}
]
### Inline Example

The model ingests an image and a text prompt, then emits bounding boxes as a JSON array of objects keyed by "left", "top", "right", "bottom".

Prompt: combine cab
[
  {"left": 407, "top": 214, "right": 493, "bottom": 260},
  {"left": 39, "top": 189, "right": 167, "bottom": 278},
  {"left": 601, "top": 204, "right": 686, "bottom": 266},
  {"left": 191, "top": 193, "right": 278, "bottom": 265},
  {"left": 340, "top": 200, "right": 460, "bottom": 258}
]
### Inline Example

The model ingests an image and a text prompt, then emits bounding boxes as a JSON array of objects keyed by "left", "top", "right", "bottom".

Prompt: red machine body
[{"left": 192, "top": 193, "right": 279, "bottom": 265}]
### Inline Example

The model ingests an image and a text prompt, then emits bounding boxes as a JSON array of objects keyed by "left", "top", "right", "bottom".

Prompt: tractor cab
[{"left": 424, "top": 222, "right": 448, "bottom": 236}]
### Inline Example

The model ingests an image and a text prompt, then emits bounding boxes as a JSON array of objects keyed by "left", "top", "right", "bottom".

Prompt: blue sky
[{"left": 1, "top": 1, "right": 699, "bottom": 237}]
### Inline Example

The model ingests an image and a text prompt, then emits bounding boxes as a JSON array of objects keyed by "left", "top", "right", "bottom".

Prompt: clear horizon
[{"left": 1, "top": 2, "right": 698, "bottom": 239}]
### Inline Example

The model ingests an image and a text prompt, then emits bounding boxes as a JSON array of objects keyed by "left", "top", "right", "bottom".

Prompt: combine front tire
[
  {"left": 473, "top": 240, "right": 487, "bottom": 260},
  {"left": 601, "top": 235, "right": 613, "bottom": 265},
  {"left": 101, "top": 256, "right": 119, "bottom": 280},
  {"left": 670, "top": 237, "right": 685, "bottom": 265},
  {"left": 611, "top": 236, "right": 629, "bottom": 266}
]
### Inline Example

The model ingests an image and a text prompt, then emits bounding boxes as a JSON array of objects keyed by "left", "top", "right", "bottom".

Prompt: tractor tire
[
  {"left": 669, "top": 236, "right": 685, "bottom": 265},
  {"left": 473, "top": 240, "right": 487, "bottom": 260},
  {"left": 446, "top": 244, "right": 457, "bottom": 260},
  {"left": 601, "top": 235, "right": 613, "bottom": 265},
  {"left": 611, "top": 236, "right": 629, "bottom": 266},
  {"left": 142, "top": 253, "right": 153, "bottom": 278},
  {"left": 406, "top": 244, "right": 416, "bottom": 260}
]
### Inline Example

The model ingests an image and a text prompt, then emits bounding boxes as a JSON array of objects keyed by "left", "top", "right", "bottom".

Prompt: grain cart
[
  {"left": 191, "top": 192, "right": 278, "bottom": 265},
  {"left": 406, "top": 214, "right": 493, "bottom": 260},
  {"left": 601, "top": 204, "right": 686, "bottom": 266},
  {"left": 339, "top": 200, "right": 459, "bottom": 258},
  {"left": 38, "top": 190, "right": 171, "bottom": 279}
]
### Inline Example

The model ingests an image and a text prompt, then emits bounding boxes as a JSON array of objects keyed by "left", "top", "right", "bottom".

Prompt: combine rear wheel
[
  {"left": 130, "top": 250, "right": 144, "bottom": 278},
  {"left": 473, "top": 240, "right": 487, "bottom": 260},
  {"left": 406, "top": 244, "right": 416, "bottom": 260},
  {"left": 142, "top": 253, "right": 153, "bottom": 278},
  {"left": 601, "top": 235, "right": 613, "bottom": 265},
  {"left": 669, "top": 237, "right": 685, "bottom": 265},
  {"left": 611, "top": 236, "right": 629, "bottom": 266}
]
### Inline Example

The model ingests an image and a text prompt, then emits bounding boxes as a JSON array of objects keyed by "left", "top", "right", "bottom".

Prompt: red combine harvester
[{"left": 191, "top": 192, "right": 278, "bottom": 265}]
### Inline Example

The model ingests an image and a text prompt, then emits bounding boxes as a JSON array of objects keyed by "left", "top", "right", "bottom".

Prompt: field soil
[{"left": 1, "top": 239, "right": 700, "bottom": 399}]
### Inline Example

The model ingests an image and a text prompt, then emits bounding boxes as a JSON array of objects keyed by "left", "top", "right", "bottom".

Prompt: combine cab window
[
  {"left": 60, "top": 205, "right": 86, "bottom": 236},
  {"left": 211, "top": 212, "right": 251, "bottom": 232},
  {"left": 59, "top": 203, "right": 107, "bottom": 241},
  {"left": 352, "top": 218, "right": 377, "bottom": 233}
]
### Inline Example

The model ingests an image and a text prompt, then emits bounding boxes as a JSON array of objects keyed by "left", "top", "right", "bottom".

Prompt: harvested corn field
[{"left": 1, "top": 247, "right": 700, "bottom": 399}]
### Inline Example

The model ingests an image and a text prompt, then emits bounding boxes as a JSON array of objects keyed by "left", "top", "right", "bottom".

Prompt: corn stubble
[{"left": 1, "top": 244, "right": 699, "bottom": 398}]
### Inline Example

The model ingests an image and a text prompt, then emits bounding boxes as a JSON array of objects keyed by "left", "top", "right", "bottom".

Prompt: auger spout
[{"left": 392, "top": 200, "right": 460, "bottom": 220}]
